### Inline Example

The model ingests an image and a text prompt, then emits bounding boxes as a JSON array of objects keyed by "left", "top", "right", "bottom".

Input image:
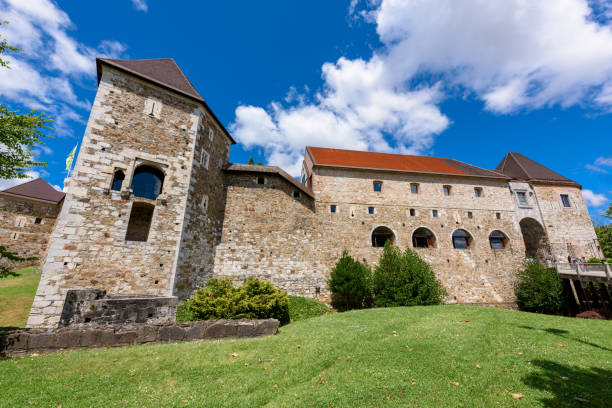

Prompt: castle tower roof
[{"left": 495, "top": 152, "right": 580, "bottom": 187}]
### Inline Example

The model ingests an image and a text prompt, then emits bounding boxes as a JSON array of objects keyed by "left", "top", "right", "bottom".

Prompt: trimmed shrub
[
  {"left": 515, "top": 260, "right": 565, "bottom": 314},
  {"left": 288, "top": 296, "right": 330, "bottom": 322},
  {"left": 587, "top": 257, "right": 602, "bottom": 264},
  {"left": 371, "top": 243, "right": 446, "bottom": 307},
  {"left": 187, "top": 278, "right": 290, "bottom": 325},
  {"left": 328, "top": 250, "right": 372, "bottom": 311}
]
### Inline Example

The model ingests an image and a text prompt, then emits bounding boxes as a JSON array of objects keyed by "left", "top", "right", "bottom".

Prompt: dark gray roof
[
  {"left": 224, "top": 163, "right": 314, "bottom": 198},
  {"left": 96, "top": 58, "right": 236, "bottom": 144},
  {"left": 496, "top": 152, "right": 580, "bottom": 187},
  {"left": 0, "top": 178, "right": 65, "bottom": 205}
]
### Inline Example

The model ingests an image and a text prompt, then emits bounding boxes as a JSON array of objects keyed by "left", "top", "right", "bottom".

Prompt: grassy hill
[
  {"left": 1, "top": 305, "right": 610, "bottom": 407},
  {"left": 0, "top": 267, "right": 40, "bottom": 331}
]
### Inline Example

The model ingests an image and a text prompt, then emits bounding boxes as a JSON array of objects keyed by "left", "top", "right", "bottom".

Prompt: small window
[
  {"left": 410, "top": 183, "right": 419, "bottom": 194},
  {"left": 368, "top": 206, "right": 375, "bottom": 215},
  {"left": 467, "top": 211, "right": 473, "bottom": 219},
  {"left": 125, "top": 202, "right": 155, "bottom": 242},
  {"left": 560, "top": 194, "right": 571, "bottom": 208},
  {"left": 330, "top": 205, "right": 337, "bottom": 213},
  {"left": 489, "top": 230, "right": 508, "bottom": 250},
  {"left": 452, "top": 229, "right": 472, "bottom": 249},
  {"left": 111, "top": 170, "right": 125, "bottom": 191},
  {"left": 34, "top": 217, "right": 42, "bottom": 225},
  {"left": 474, "top": 187, "right": 483, "bottom": 197},
  {"left": 409, "top": 208, "right": 416, "bottom": 217},
  {"left": 201, "top": 150, "right": 210, "bottom": 170},
  {"left": 201, "top": 195, "right": 208, "bottom": 211},
  {"left": 443, "top": 185, "right": 451, "bottom": 196},
  {"left": 496, "top": 212, "right": 501, "bottom": 220},
  {"left": 208, "top": 128, "right": 214, "bottom": 141},
  {"left": 516, "top": 191, "right": 528, "bottom": 206},
  {"left": 432, "top": 209, "right": 438, "bottom": 218},
  {"left": 373, "top": 181, "right": 382, "bottom": 192},
  {"left": 293, "top": 190, "right": 300, "bottom": 199},
  {"left": 257, "top": 176, "right": 265, "bottom": 185}
]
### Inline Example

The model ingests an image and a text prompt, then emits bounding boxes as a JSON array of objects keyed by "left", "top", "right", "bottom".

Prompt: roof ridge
[
  {"left": 509, "top": 152, "right": 533, "bottom": 179},
  {"left": 170, "top": 58, "right": 201, "bottom": 97}
]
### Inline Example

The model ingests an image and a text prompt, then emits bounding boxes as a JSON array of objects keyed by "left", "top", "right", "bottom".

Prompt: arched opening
[
  {"left": 111, "top": 170, "right": 125, "bottom": 191},
  {"left": 489, "top": 230, "right": 509, "bottom": 250},
  {"left": 412, "top": 227, "right": 436, "bottom": 248},
  {"left": 519, "top": 218, "right": 551, "bottom": 262},
  {"left": 125, "top": 202, "right": 155, "bottom": 242},
  {"left": 131, "top": 165, "right": 164, "bottom": 200},
  {"left": 452, "top": 229, "right": 473, "bottom": 249},
  {"left": 372, "top": 226, "right": 395, "bottom": 247}
]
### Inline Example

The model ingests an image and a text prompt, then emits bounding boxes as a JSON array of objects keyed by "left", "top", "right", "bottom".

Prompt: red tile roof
[
  {"left": 0, "top": 178, "right": 65, "bottom": 205},
  {"left": 96, "top": 58, "right": 236, "bottom": 144},
  {"left": 306, "top": 147, "right": 508, "bottom": 179}
]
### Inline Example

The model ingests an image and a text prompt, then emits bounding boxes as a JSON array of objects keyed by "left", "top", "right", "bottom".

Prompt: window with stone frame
[
  {"left": 373, "top": 181, "right": 382, "bottom": 192},
  {"left": 516, "top": 191, "right": 528, "bottom": 206},
  {"left": 410, "top": 208, "right": 416, "bottom": 216},
  {"left": 496, "top": 212, "right": 501, "bottom": 220},
  {"left": 452, "top": 229, "right": 473, "bottom": 249},
  {"left": 489, "top": 230, "right": 508, "bottom": 250},
  {"left": 372, "top": 226, "right": 395, "bottom": 247},
  {"left": 200, "top": 149, "right": 210, "bottom": 170},
  {"left": 292, "top": 190, "right": 301, "bottom": 199},
  {"left": 411, "top": 183, "right": 419, "bottom": 194},
  {"left": 208, "top": 128, "right": 214, "bottom": 141},
  {"left": 368, "top": 206, "right": 375, "bottom": 214},
  {"left": 330, "top": 204, "right": 337, "bottom": 213},
  {"left": 432, "top": 209, "right": 438, "bottom": 217},
  {"left": 467, "top": 211, "right": 473, "bottom": 219},
  {"left": 125, "top": 202, "right": 155, "bottom": 242},
  {"left": 257, "top": 176, "right": 265, "bottom": 185},
  {"left": 443, "top": 185, "right": 452, "bottom": 196},
  {"left": 34, "top": 217, "right": 42, "bottom": 225},
  {"left": 474, "top": 187, "right": 483, "bottom": 197},
  {"left": 412, "top": 227, "right": 436, "bottom": 248},
  {"left": 560, "top": 194, "right": 571, "bottom": 208},
  {"left": 111, "top": 169, "right": 125, "bottom": 191},
  {"left": 131, "top": 165, "right": 165, "bottom": 200}
]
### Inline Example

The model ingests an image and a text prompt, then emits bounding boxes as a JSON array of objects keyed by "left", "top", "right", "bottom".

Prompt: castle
[{"left": 0, "top": 58, "right": 600, "bottom": 328}]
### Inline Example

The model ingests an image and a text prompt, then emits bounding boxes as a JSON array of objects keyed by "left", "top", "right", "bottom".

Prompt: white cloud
[
  {"left": 0, "top": 0, "right": 126, "bottom": 135},
  {"left": 232, "top": 0, "right": 612, "bottom": 175},
  {"left": 583, "top": 189, "right": 609, "bottom": 207},
  {"left": 0, "top": 171, "right": 40, "bottom": 190},
  {"left": 131, "top": 0, "right": 148, "bottom": 12},
  {"left": 595, "top": 156, "right": 612, "bottom": 166},
  {"left": 585, "top": 164, "right": 608, "bottom": 174}
]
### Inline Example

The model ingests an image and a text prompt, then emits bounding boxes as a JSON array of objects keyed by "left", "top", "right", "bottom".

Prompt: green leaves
[
  {"left": 328, "top": 250, "right": 372, "bottom": 311},
  {"left": 515, "top": 260, "right": 565, "bottom": 314},
  {"left": 0, "top": 245, "right": 37, "bottom": 278}
]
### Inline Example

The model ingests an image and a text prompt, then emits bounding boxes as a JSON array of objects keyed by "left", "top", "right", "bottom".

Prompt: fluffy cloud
[
  {"left": 0, "top": 171, "right": 41, "bottom": 190},
  {"left": 0, "top": 0, "right": 126, "bottom": 136},
  {"left": 232, "top": 0, "right": 612, "bottom": 175},
  {"left": 585, "top": 156, "right": 612, "bottom": 173},
  {"left": 582, "top": 189, "right": 609, "bottom": 207},
  {"left": 131, "top": 0, "right": 148, "bottom": 12}
]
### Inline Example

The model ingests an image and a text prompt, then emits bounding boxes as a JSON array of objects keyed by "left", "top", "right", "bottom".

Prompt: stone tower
[{"left": 27, "top": 58, "right": 234, "bottom": 328}]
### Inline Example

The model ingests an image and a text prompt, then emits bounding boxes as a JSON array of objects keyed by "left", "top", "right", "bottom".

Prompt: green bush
[
  {"left": 328, "top": 250, "right": 372, "bottom": 311},
  {"left": 587, "top": 257, "right": 602, "bottom": 264},
  {"left": 288, "top": 296, "right": 330, "bottom": 322},
  {"left": 515, "top": 260, "right": 565, "bottom": 314},
  {"left": 371, "top": 243, "right": 445, "bottom": 307},
  {"left": 187, "top": 278, "right": 290, "bottom": 325}
]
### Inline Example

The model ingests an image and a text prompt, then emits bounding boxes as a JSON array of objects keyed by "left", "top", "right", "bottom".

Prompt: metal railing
[{"left": 555, "top": 262, "right": 611, "bottom": 282}]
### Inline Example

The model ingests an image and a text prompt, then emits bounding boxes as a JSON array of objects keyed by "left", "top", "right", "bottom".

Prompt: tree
[
  {"left": 0, "top": 246, "right": 36, "bottom": 278},
  {"left": 328, "top": 250, "right": 372, "bottom": 311},
  {"left": 0, "top": 21, "right": 52, "bottom": 180},
  {"left": 247, "top": 156, "right": 255, "bottom": 165},
  {"left": 595, "top": 200, "right": 612, "bottom": 259}
]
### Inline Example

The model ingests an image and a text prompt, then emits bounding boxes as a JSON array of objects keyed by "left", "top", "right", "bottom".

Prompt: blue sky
[{"left": 0, "top": 0, "right": 610, "bottom": 222}]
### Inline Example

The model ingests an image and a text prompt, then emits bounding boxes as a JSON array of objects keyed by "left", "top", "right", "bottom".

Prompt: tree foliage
[
  {"left": 0, "top": 245, "right": 36, "bottom": 278},
  {"left": 0, "top": 21, "right": 20, "bottom": 69},
  {"left": 595, "top": 200, "right": 612, "bottom": 259},
  {"left": 328, "top": 250, "right": 372, "bottom": 311},
  {"left": 371, "top": 243, "right": 446, "bottom": 307},
  {"left": 515, "top": 260, "right": 565, "bottom": 314}
]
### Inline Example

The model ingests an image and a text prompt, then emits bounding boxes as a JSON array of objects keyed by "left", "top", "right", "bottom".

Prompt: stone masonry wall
[
  {"left": 0, "top": 196, "right": 61, "bottom": 269},
  {"left": 172, "top": 109, "right": 233, "bottom": 299},
  {"left": 533, "top": 184, "right": 600, "bottom": 262},
  {"left": 214, "top": 168, "right": 525, "bottom": 305},
  {"left": 27, "top": 67, "right": 201, "bottom": 328}
]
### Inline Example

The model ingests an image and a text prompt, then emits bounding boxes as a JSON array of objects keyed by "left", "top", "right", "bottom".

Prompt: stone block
[
  {"left": 57, "top": 330, "right": 81, "bottom": 349},
  {"left": 29, "top": 333, "right": 58, "bottom": 350},
  {"left": 236, "top": 320, "right": 255, "bottom": 337},
  {"left": 183, "top": 322, "right": 206, "bottom": 341},
  {"left": 253, "top": 319, "right": 280, "bottom": 336},
  {"left": 159, "top": 325, "right": 185, "bottom": 342},
  {"left": 205, "top": 320, "right": 237, "bottom": 339},
  {"left": 80, "top": 329, "right": 104, "bottom": 347}
]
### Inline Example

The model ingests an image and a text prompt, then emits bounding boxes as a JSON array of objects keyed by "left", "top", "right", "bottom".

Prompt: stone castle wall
[
  {"left": 0, "top": 196, "right": 61, "bottom": 268},
  {"left": 27, "top": 67, "right": 202, "bottom": 328}
]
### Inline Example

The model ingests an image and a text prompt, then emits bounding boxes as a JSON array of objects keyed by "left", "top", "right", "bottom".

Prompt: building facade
[{"left": 24, "top": 58, "right": 601, "bottom": 328}]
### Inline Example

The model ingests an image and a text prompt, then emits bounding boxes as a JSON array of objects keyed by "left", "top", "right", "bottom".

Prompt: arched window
[
  {"left": 131, "top": 165, "right": 164, "bottom": 200},
  {"left": 489, "top": 230, "right": 508, "bottom": 250},
  {"left": 125, "top": 202, "right": 155, "bottom": 242},
  {"left": 111, "top": 170, "right": 125, "bottom": 191},
  {"left": 452, "top": 229, "right": 473, "bottom": 249},
  {"left": 372, "top": 226, "right": 395, "bottom": 247},
  {"left": 412, "top": 227, "right": 436, "bottom": 248}
]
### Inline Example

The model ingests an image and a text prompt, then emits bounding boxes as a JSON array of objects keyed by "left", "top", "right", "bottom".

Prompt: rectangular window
[
  {"left": 34, "top": 217, "right": 42, "bottom": 225},
  {"left": 474, "top": 187, "right": 483, "bottom": 197},
  {"left": 373, "top": 181, "right": 382, "bottom": 192},
  {"left": 467, "top": 211, "right": 473, "bottom": 219},
  {"left": 257, "top": 176, "right": 265, "bottom": 185},
  {"left": 432, "top": 209, "right": 438, "bottom": 217},
  {"left": 368, "top": 206, "right": 375, "bottom": 214},
  {"left": 560, "top": 194, "right": 571, "bottom": 208},
  {"left": 516, "top": 191, "right": 528, "bottom": 206},
  {"left": 409, "top": 208, "right": 416, "bottom": 216},
  {"left": 201, "top": 150, "right": 210, "bottom": 170},
  {"left": 208, "top": 128, "right": 214, "bottom": 141},
  {"left": 330, "top": 205, "right": 337, "bottom": 213},
  {"left": 411, "top": 183, "right": 419, "bottom": 194},
  {"left": 496, "top": 212, "right": 501, "bottom": 220},
  {"left": 443, "top": 185, "right": 451, "bottom": 196},
  {"left": 292, "top": 190, "right": 300, "bottom": 199}
]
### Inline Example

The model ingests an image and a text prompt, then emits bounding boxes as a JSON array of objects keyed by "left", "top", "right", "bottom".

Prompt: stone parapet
[{"left": 0, "top": 319, "right": 279, "bottom": 357}]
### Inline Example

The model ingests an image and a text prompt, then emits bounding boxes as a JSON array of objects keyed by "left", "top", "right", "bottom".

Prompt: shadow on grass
[
  {"left": 523, "top": 360, "right": 611, "bottom": 407},
  {"left": 518, "top": 325, "right": 611, "bottom": 353}
]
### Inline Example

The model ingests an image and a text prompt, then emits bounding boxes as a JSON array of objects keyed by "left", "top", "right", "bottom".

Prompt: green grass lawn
[
  {"left": 1, "top": 305, "right": 610, "bottom": 407},
  {"left": 0, "top": 267, "right": 40, "bottom": 331}
]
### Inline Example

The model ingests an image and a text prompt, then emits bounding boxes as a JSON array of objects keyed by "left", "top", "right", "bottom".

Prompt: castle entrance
[{"left": 519, "top": 217, "right": 552, "bottom": 263}]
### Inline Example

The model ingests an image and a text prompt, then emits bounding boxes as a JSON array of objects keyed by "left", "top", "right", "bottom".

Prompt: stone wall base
[{"left": 0, "top": 319, "right": 279, "bottom": 357}]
